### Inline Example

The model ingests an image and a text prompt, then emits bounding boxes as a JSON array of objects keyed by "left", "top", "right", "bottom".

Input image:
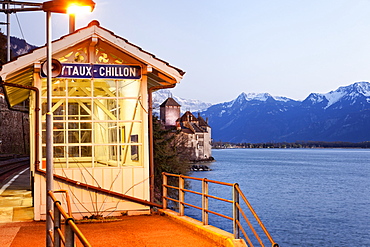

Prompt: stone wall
[{"left": 0, "top": 87, "right": 30, "bottom": 154}]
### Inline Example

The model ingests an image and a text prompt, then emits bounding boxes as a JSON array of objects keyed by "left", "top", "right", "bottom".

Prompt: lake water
[{"left": 184, "top": 149, "right": 370, "bottom": 247}]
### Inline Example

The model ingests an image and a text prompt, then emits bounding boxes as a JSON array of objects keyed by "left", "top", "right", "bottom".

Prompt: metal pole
[
  {"left": 46, "top": 10, "right": 54, "bottom": 247},
  {"left": 233, "top": 183, "right": 240, "bottom": 239},
  {"left": 69, "top": 14, "right": 75, "bottom": 33},
  {"left": 202, "top": 178, "right": 209, "bottom": 225},
  {"left": 162, "top": 173, "right": 167, "bottom": 209},
  {"left": 179, "top": 176, "right": 185, "bottom": 216},
  {"left": 148, "top": 90, "right": 155, "bottom": 203},
  {"left": 65, "top": 220, "right": 75, "bottom": 247},
  {"left": 54, "top": 202, "right": 61, "bottom": 247},
  {"left": 6, "top": 1, "right": 10, "bottom": 62}
]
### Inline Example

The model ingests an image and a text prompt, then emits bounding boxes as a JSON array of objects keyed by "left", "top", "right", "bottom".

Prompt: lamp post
[
  {"left": 41, "top": 3, "right": 95, "bottom": 246},
  {"left": 1, "top": 2, "right": 95, "bottom": 245},
  {"left": 0, "top": 0, "right": 94, "bottom": 62},
  {"left": 45, "top": 9, "right": 53, "bottom": 247}
]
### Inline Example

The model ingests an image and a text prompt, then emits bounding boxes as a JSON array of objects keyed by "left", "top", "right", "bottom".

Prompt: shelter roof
[{"left": 0, "top": 20, "right": 185, "bottom": 107}]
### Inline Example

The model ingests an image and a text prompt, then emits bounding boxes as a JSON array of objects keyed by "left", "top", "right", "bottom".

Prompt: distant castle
[{"left": 160, "top": 97, "right": 213, "bottom": 162}]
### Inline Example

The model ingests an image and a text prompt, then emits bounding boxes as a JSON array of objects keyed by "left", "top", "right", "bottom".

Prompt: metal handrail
[
  {"left": 47, "top": 190, "right": 92, "bottom": 247},
  {"left": 162, "top": 172, "right": 279, "bottom": 247}
]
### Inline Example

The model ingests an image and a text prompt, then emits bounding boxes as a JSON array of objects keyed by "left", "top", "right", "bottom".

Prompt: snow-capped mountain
[
  {"left": 304, "top": 82, "right": 370, "bottom": 110},
  {"left": 201, "top": 82, "right": 370, "bottom": 143},
  {"left": 152, "top": 89, "right": 212, "bottom": 115},
  {"left": 233, "top": 92, "right": 292, "bottom": 104}
]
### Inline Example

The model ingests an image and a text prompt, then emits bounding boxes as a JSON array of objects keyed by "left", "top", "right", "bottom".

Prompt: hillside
[{"left": 0, "top": 32, "right": 37, "bottom": 64}]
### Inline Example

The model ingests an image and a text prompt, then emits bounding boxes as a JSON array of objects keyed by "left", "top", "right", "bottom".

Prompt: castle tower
[{"left": 160, "top": 97, "right": 181, "bottom": 127}]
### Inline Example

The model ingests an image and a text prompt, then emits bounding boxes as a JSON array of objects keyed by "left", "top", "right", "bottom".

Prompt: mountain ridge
[{"left": 200, "top": 81, "right": 370, "bottom": 143}]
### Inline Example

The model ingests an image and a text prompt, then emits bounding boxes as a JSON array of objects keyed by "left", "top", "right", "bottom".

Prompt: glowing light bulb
[{"left": 67, "top": 4, "right": 93, "bottom": 14}]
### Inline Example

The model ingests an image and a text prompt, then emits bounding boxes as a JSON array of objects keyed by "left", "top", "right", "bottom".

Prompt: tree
[
  {"left": 0, "top": 29, "right": 7, "bottom": 65},
  {"left": 152, "top": 115, "right": 190, "bottom": 203}
]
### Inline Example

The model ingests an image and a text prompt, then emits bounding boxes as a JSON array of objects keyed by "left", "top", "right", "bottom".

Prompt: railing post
[
  {"left": 65, "top": 218, "right": 75, "bottom": 247},
  {"left": 179, "top": 175, "right": 185, "bottom": 216},
  {"left": 233, "top": 183, "right": 240, "bottom": 239},
  {"left": 54, "top": 202, "right": 61, "bottom": 247},
  {"left": 202, "top": 178, "right": 209, "bottom": 225},
  {"left": 162, "top": 173, "right": 168, "bottom": 209}
]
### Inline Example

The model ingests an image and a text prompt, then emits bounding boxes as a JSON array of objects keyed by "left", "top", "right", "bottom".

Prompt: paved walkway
[
  {"left": 0, "top": 163, "right": 33, "bottom": 223},
  {"left": 0, "top": 161, "right": 243, "bottom": 247},
  {"left": 1, "top": 214, "right": 226, "bottom": 247}
]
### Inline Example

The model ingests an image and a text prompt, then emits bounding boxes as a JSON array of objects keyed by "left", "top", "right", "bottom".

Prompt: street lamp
[
  {"left": 1, "top": 2, "right": 95, "bottom": 245},
  {"left": 43, "top": 0, "right": 95, "bottom": 13},
  {"left": 41, "top": 1, "right": 95, "bottom": 246},
  {"left": 0, "top": 0, "right": 95, "bottom": 62}
]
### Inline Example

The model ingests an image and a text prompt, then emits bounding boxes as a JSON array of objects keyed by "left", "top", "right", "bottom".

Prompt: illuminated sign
[{"left": 42, "top": 63, "right": 142, "bottom": 79}]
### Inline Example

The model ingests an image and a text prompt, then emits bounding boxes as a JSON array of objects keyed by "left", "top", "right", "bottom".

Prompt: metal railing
[
  {"left": 47, "top": 190, "right": 91, "bottom": 247},
  {"left": 162, "top": 172, "right": 279, "bottom": 247}
]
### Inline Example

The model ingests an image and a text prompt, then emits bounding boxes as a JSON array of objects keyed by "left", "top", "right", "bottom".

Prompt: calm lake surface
[{"left": 185, "top": 149, "right": 370, "bottom": 247}]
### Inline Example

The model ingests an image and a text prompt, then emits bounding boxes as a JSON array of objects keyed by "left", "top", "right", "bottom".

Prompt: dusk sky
[{"left": 3, "top": 0, "right": 370, "bottom": 103}]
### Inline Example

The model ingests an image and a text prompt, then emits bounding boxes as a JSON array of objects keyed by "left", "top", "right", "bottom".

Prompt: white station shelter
[{"left": 0, "top": 20, "right": 184, "bottom": 220}]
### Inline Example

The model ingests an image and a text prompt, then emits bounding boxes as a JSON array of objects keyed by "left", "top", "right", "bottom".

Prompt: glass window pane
[
  {"left": 68, "top": 146, "right": 79, "bottom": 157},
  {"left": 53, "top": 102, "right": 66, "bottom": 120},
  {"left": 54, "top": 131, "right": 65, "bottom": 143},
  {"left": 81, "top": 146, "right": 92, "bottom": 157},
  {"left": 52, "top": 79, "right": 66, "bottom": 97},
  {"left": 42, "top": 102, "right": 47, "bottom": 115},
  {"left": 108, "top": 123, "right": 118, "bottom": 143},
  {"left": 68, "top": 103, "right": 79, "bottom": 116},
  {"left": 68, "top": 122, "right": 79, "bottom": 130},
  {"left": 117, "top": 80, "right": 139, "bottom": 97},
  {"left": 130, "top": 134, "right": 139, "bottom": 161},
  {"left": 94, "top": 123, "right": 108, "bottom": 144},
  {"left": 42, "top": 131, "right": 46, "bottom": 143},
  {"left": 54, "top": 146, "right": 65, "bottom": 158},
  {"left": 93, "top": 100, "right": 117, "bottom": 121},
  {"left": 68, "top": 80, "right": 91, "bottom": 97},
  {"left": 81, "top": 122, "right": 92, "bottom": 130},
  {"left": 81, "top": 131, "right": 92, "bottom": 143},
  {"left": 93, "top": 80, "right": 116, "bottom": 97},
  {"left": 80, "top": 102, "right": 92, "bottom": 120},
  {"left": 68, "top": 131, "right": 79, "bottom": 143},
  {"left": 95, "top": 145, "right": 109, "bottom": 163}
]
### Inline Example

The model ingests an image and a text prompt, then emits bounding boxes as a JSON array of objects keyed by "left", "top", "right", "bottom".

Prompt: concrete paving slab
[
  {"left": 0, "top": 190, "right": 31, "bottom": 197},
  {"left": 0, "top": 197, "right": 23, "bottom": 207},
  {"left": 0, "top": 207, "right": 13, "bottom": 223},
  {"left": 20, "top": 198, "right": 32, "bottom": 207},
  {"left": 0, "top": 170, "right": 33, "bottom": 223},
  {"left": 12, "top": 207, "right": 33, "bottom": 222},
  {"left": 1, "top": 215, "right": 227, "bottom": 247},
  {"left": 0, "top": 226, "right": 20, "bottom": 247}
]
